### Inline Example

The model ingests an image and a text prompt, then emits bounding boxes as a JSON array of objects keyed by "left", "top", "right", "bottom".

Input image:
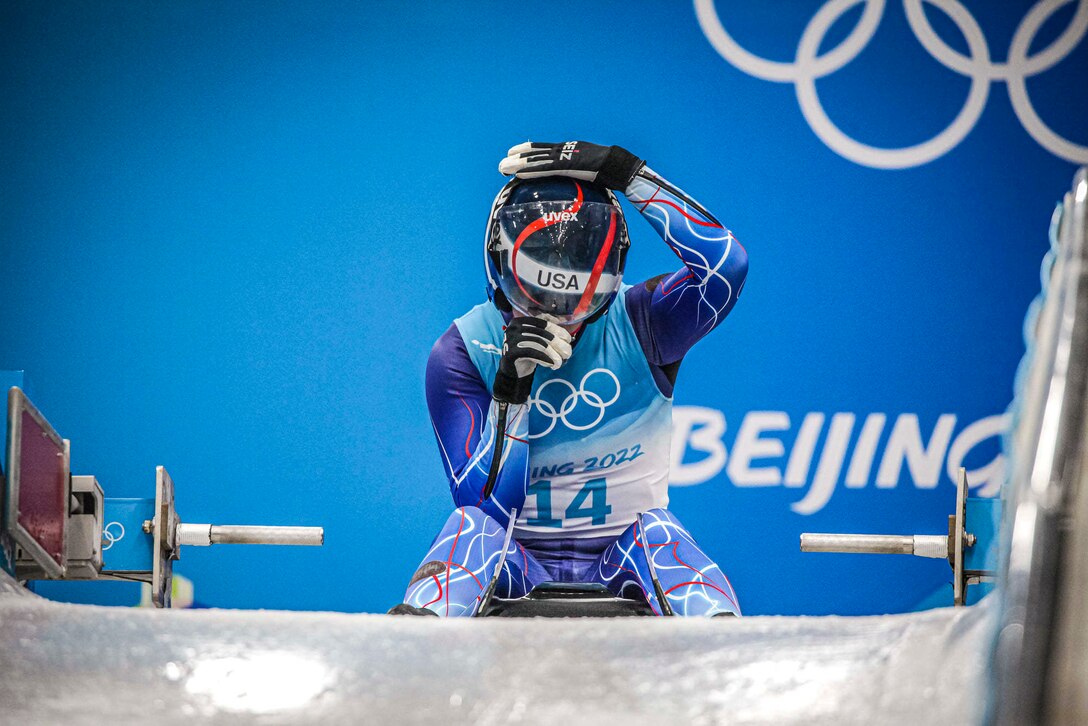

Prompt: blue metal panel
[
  {"left": 965, "top": 498, "right": 1001, "bottom": 573},
  {"left": 101, "top": 498, "right": 155, "bottom": 574}
]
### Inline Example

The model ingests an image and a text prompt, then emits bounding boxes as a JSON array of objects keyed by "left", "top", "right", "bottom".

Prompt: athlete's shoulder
[
  {"left": 429, "top": 323, "right": 469, "bottom": 366},
  {"left": 453, "top": 300, "right": 499, "bottom": 327},
  {"left": 453, "top": 301, "right": 506, "bottom": 360},
  {"left": 621, "top": 276, "right": 671, "bottom": 316},
  {"left": 426, "top": 323, "right": 490, "bottom": 403},
  {"left": 617, "top": 279, "right": 659, "bottom": 336}
]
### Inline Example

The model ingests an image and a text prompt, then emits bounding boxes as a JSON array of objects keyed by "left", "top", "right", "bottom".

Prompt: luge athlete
[{"left": 390, "top": 141, "right": 748, "bottom": 616}]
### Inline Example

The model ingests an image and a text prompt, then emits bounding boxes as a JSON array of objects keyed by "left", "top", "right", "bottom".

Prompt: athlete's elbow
[
  {"left": 729, "top": 243, "right": 749, "bottom": 286},
  {"left": 448, "top": 475, "right": 481, "bottom": 508},
  {"left": 450, "top": 486, "right": 473, "bottom": 509}
]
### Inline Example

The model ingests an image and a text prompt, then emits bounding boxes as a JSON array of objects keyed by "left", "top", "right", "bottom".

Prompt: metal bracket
[
  {"left": 952, "top": 467, "right": 968, "bottom": 606},
  {"left": 151, "top": 466, "right": 179, "bottom": 608},
  {"left": 800, "top": 467, "right": 993, "bottom": 607}
]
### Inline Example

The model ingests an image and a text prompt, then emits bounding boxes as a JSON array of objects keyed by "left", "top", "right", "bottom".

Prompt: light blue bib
[{"left": 455, "top": 287, "right": 672, "bottom": 538}]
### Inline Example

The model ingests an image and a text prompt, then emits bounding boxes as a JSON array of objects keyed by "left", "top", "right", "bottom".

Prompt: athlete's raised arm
[
  {"left": 624, "top": 166, "right": 747, "bottom": 362},
  {"left": 499, "top": 141, "right": 748, "bottom": 364}
]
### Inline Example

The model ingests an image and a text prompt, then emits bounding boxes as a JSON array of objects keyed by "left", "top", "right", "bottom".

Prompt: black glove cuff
[
  {"left": 493, "top": 368, "right": 534, "bottom": 405},
  {"left": 598, "top": 146, "right": 645, "bottom": 190}
]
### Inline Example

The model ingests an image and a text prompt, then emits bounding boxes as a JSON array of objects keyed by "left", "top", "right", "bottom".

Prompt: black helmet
[{"left": 485, "top": 177, "right": 629, "bottom": 325}]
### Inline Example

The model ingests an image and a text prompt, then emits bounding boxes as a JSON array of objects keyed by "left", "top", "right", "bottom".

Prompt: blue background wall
[{"left": 1, "top": 1, "right": 1084, "bottom": 614}]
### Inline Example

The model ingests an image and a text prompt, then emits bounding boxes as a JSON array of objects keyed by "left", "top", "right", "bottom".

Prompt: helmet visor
[{"left": 494, "top": 201, "right": 624, "bottom": 325}]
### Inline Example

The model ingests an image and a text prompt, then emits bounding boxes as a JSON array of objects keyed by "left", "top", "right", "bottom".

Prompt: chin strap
[
  {"left": 490, "top": 289, "right": 618, "bottom": 330},
  {"left": 490, "top": 287, "right": 514, "bottom": 313}
]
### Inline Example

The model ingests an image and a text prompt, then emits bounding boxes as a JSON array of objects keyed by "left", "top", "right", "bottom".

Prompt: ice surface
[{"left": 0, "top": 569, "right": 992, "bottom": 725}]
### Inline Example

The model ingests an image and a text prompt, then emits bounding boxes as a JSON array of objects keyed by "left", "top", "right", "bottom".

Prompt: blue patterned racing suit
[{"left": 404, "top": 168, "right": 748, "bottom": 616}]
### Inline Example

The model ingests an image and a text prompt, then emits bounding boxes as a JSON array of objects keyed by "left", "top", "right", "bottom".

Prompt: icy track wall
[
  {"left": 2, "top": 2, "right": 1086, "bottom": 615},
  {"left": 0, "top": 566, "right": 996, "bottom": 726}
]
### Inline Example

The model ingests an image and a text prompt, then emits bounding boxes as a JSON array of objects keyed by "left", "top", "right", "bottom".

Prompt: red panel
[{"left": 18, "top": 409, "right": 66, "bottom": 567}]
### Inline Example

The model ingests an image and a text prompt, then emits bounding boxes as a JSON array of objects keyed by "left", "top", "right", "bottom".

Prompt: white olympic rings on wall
[
  {"left": 528, "top": 368, "right": 621, "bottom": 439},
  {"left": 101, "top": 521, "right": 125, "bottom": 551},
  {"left": 695, "top": 0, "right": 1088, "bottom": 168}
]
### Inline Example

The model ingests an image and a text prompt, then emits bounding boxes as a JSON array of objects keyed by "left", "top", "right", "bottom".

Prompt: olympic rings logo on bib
[
  {"left": 695, "top": 0, "right": 1088, "bottom": 168},
  {"left": 528, "top": 368, "right": 622, "bottom": 439}
]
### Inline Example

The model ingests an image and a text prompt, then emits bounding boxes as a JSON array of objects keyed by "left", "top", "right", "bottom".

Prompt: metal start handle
[
  {"left": 177, "top": 524, "right": 324, "bottom": 547},
  {"left": 800, "top": 533, "right": 948, "bottom": 559}
]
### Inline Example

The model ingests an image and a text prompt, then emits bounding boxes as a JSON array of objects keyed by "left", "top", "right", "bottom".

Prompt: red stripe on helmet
[
  {"left": 510, "top": 183, "right": 584, "bottom": 308},
  {"left": 571, "top": 207, "right": 617, "bottom": 320}
]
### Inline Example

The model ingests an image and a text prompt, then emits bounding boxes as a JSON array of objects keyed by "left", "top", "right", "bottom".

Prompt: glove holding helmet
[
  {"left": 493, "top": 316, "right": 573, "bottom": 404},
  {"left": 487, "top": 140, "right": 642, "bottom": 400},
  {"left": 498, "top": 141, "right": 645, "bottom": 191}
]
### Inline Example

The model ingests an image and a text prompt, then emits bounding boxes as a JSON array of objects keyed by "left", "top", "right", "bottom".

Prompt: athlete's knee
[
  {"left": 637, "top": 508, "right": 691, "bottom": 542},
  {"left": 440, "top": 506, "right": 506, "bottom": 536},
  {"left": 642, "top": 507, "right": 682, "bottom": 526},
  {"left": 444, "top": 505, "right": 486, "bottom": 524},
  {"left": 654, "top": 508, "right": 708, "bottom": 542}
]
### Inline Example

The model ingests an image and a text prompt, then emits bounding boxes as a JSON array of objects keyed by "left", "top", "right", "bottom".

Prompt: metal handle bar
[
  {"left": 177, "top": 524, "right": 324, "bottom": 547},
  {"left": 800, "top": 533, "right": 947, "bottom": 559}
]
